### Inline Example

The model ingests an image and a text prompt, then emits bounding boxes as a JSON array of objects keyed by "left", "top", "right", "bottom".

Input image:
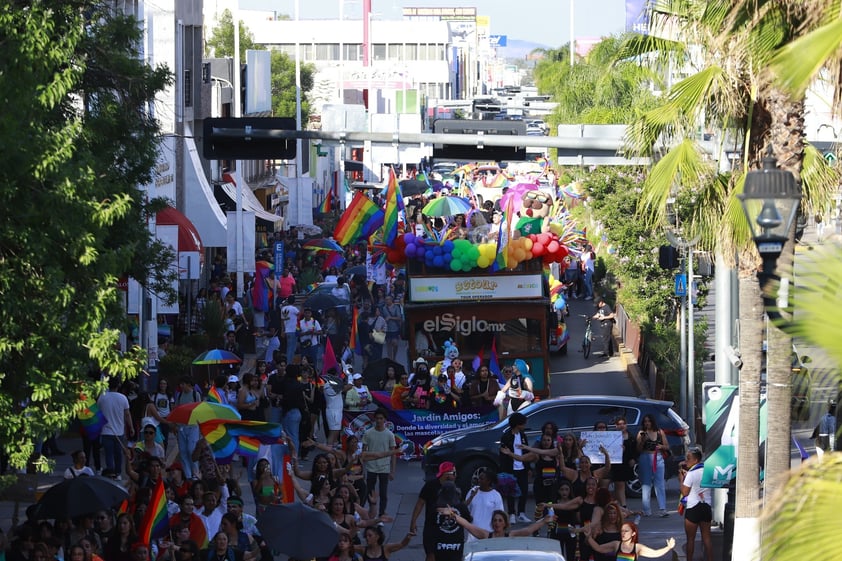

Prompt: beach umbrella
[
  {"left": 422, "top": 196, "right": 473, "bottom": 217},
  {"left": 167, "top": 402, "right": 241, "bottom": 425}
]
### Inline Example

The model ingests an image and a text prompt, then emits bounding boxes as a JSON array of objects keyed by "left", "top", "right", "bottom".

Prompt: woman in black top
[{"left": 279, "top": 365, "right": 307, "bottom": 453}]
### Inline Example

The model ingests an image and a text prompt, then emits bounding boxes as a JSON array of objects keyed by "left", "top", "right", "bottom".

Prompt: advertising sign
[
  {"left": 409, "top": 274, "right": 543, "bottom": 302},
  {"left": 342, "top": 392, "right": 499, "bottom": 458},
  {"left": 580, "top": 431, "right": 623, "bottom": 464}
]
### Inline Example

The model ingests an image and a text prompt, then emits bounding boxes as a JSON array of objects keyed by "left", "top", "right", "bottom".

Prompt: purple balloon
[{"left": 405, "top": 243, "right": 417, "bottom": 257}]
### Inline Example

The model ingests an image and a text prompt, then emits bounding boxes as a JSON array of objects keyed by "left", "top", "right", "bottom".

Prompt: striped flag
[
  {"left": 236, "top": 436, "right": 261, "bottom": 457},
  {"left": 78, "top": 394, "right": 107, "bottom": 441},
  {"left": 349, "top": 306, "right": 362, "bottom": 355},
  {"left": 333, "top": 192, "right": 385, "bottom": 246},
  {"left": 489, "top": 339, "right": 504, "bottom": 385},
  {"left": 199, "top": 420, "right": 285, "bottom": 464},
  {"left": 318, "top": 184, "right": 332, "bottom": 214},
  {"left": 383, "top": 167, "right": 403, "bottom": 245},
  {"left": 206, "top": 385, "right": 225, "bottom": 405},
  {"left": 138, "top": 478, "right": 168, "bottom": 545}
]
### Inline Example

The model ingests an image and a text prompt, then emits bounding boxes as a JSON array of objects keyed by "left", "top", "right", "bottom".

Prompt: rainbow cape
[
  {"left": 199, "top": 420, "right": 284, "bottom": 464},
  {"left": 78, "top": 394, "right": 106, "bottom": 441},
  {"left": 138, "top": 478, "right": 168, "bottom": 545},
  {"left": 333, "top": 192, "right": 384, "bottom": 246}
]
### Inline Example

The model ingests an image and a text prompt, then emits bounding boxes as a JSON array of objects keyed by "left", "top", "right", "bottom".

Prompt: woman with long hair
[
  {"left": 636, "top": 413, "right": 670, "bottom": 517},
  {"left": 326, "top": 534, "right": 361, "bottom": 561},
  {"left": 584, "top": 522, "right": 676, "bottom": 560},
  {"left": 445, "top": 509, "right": 550, "bottom": 539},
  {"left": 251, "top": 458, "right": 282, "bottom": 515},
  {"left": 218, "top": 514, "right": 257, "bottom": 561},
  {"left": 102, "top": 514, "right": 137, "bottom": 561},
  {"left": 236, "top": 374, "right": 263, "bottom": 422},
  {"left": 502, "top": 433, "right": 560, "bottom": 516},
  {"left": 78, "top": 536, "right": 105, "bottom": 561},
  {"left": 610, "top": 416, "right": 638, "bottom": 508},
  {"left": 351, "top": 526, "right": 413, "bottom": 560},
  {"left": 326, "top": 495, "right": 357, "bottom": 538},
  {"left": 591, "top": 502, "right": 624, "bottom": 561}
]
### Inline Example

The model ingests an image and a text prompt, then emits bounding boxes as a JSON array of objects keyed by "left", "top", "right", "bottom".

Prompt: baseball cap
[
  {"left": 436, "top": 461, "right": 456, "bottom": 478},
  {"left": 228, "top": 375, "right": 239, "bottom": 384},
  {"left": 413, "top": 357, "right": 427, "bottom": 365},
  {"left": 352, "top": 373, "right": 363, "bottom": 381}
]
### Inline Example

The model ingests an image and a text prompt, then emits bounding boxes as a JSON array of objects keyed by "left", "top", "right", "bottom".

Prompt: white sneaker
[
  {"left": 517, "top": 513, "right": 532, "bottom": 523},
  {"left": 509, "top": 514, "right": 517, "bottom": 525}
]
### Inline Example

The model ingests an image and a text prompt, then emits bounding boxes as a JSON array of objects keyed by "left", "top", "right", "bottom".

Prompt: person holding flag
[{"left": 468, "top": 366, "right": 500, "bottom": 408}]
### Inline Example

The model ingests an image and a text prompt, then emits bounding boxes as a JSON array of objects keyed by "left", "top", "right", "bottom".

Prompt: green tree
[
  {"left": 270, "top": 50, "right": 315, "bottom": 123},
  {"left": 205, "top": 9, "right": 256, "bottom": 59},
  {"left": 0, "top": 1, "right": 172, "bottom": 470}
]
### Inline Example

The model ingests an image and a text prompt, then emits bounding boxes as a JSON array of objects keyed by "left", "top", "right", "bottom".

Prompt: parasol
[
  {"left": 167, "top": 401, "right": 241, "bottom": 425},
  {"left": 302, "top": 238, "right": 344, "bottom": 252},
  {"left": 192, "top": 349, "right": 242, "bottom": 365},
  {"left": 422, "top": 196, "right": 473, "bottom": 217}
]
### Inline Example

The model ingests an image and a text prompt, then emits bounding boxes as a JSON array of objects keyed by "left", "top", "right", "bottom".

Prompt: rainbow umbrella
[
  {"left": 322, "top": 252, "right": 345, "bottom": 271},
  {"left": 192, "top": 349, "right": 242, "bottom": 365},
  {"left": 422, "top": 196, "right": 473, "bottom": 217},
  {"left": 302, "top": 238, "right": 343, "bottom": 252},
  {"left": 167, "top": 402, "right": 241, "bottom": 425}
]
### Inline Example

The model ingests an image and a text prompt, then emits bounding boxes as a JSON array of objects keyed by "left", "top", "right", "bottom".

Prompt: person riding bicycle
[{"left": 592, "top": 297, "right": 616, "bottom": 358}]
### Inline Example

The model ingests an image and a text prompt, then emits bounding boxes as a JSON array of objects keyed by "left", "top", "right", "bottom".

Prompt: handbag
[
  {"left": 371, "top": 330, "right": 386, "bottom": 344},
  {"left": 300, "top": 338, "right": 313, "bottom": 349}
]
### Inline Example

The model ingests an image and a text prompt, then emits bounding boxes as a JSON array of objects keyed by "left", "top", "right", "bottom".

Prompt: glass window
[
  {"left": 522, "top": 405, "right": 573, "bottom": 442},
  {"left": 431, "top": 44, "right": 445, "bottom": 61},
  {"left": 388, "top": 44, "right": 402, "bottom": 61},
  {"left": 316, "top": 44, "right": 339, "bottom": 60},
  {"left": 373, "top": 44, "right": 386, "bottom": 61},
  {"left": 300, "top": 44, "right": 313, "bottom": 61},
  {"left": 570, "top": 405, "right": 636, "bottom": 431},
  {"left": 404, "top": 44, "right": 417, "bottom": 60},
  {"left": 418, "top": 44, "right": 430, "bottom": 61},
  {"left": 278, "top": 45, "right": 295, "bottom": 58}
]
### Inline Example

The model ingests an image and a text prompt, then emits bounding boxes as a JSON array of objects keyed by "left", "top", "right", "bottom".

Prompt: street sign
[
  {"left": 674, "top": 273, "right": 687, "bottom": 297},
  {"left": 203, "top": 117, "right": 297, "bottom": 160},
  {"left": 274, "top": 242, "right": 284, "bottom": 282}
]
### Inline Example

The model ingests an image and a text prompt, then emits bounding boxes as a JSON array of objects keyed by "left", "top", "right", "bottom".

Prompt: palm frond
[
  {"left": 801, "top": 143, "right": 840, "bottom": 215},
  {"left": 637, "top": 139, "right": 713, "bottom": 225},
  {"left": 771, "top": 18, "right": 842, "bottom": 98},
  {"left": 614, "top": 33, "right": 685, "bottom": 67},
  {"left": 688, "top": 173, "right": 729, "bottom": 251},
  {"left": 667, "top": 65, "right": 725, "bottom": 118},
  {"left": 763, "top": 453, "right": 842, "bottom": 561}
]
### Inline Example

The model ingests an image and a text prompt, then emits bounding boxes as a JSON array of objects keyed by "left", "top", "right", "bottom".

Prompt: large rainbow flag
[
  {"left": 333, "top": 192, "right": 384, "bottom": 246},
  {"left": 138, "top": 478, "right": 169, "bottom": 545},
  {"left": 78, "top": 394, "right": 106, "bottom": 440},
  {"left": 383, "top": 167, "right": 403, "bottom": 245},
  {"left": 349, "top": 306, "right": 362, "bottom": 355}
]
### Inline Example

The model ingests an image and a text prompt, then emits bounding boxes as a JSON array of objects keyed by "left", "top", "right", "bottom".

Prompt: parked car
[
  {"left": 463, "top": 537, "right": 565, "bottom": 561},
  {"left": 422, "top": 395, "right": 690, "bottom": 494}
]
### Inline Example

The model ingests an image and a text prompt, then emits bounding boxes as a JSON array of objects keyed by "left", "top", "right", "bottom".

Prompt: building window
[
  {"left": 373, "top": 43, "right": 386, "bottom": 61},
  {"left": 184, "top": 69, "right": 192, "bottom": 107},
  {"left": 432, "top": 44, "right": 445, "bottom": 60},
  {"left": 388, "top": 44, "right": 401, "bottom": 61},
  {"left": 316, "top": 43, "right": 339, "bottom": 60},
  {"left": 278, "top": 45, "right": 295, "bottom": 58},
  {"left": 343, "top": 43, "right": 361, "bottom": 61},
  {"left": 404, "top": 44, "right": 417, "bottom": 60}
]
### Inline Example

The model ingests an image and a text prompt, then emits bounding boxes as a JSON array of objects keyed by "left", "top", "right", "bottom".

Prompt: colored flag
[
  {"left": 350, "top": 306, "right": 362, "bottom": 355},
  {"left": 78, "top": 394, "right": 106, "bottom": 441},
  {"left": 322, "top": 252, "right": 345, "bottom": 271},
  {"left": 383, "top": 167, "right": 403, "bottom": 245},
  {"left": 199, "top": 420, "right": 285, "bottom": 464},
  {"left": 489, "top": 339, "right": 504, "bottom": 385},
  {"left": 322, "top": 337, "right": 340, "bottom": 378},
  {"left": 236, "top": 436, "right": 261, "bottom": 457},
  {"left": 472, "top": 348, "right": 484, "bottom": 373},
  {"left": 138, "top": 478, "right": 169, "bottom": 545},
  {"left": 206, "top": 385, "right": 224, "bottom": 405},
  {"left": 318, "top": 183, "right": 332, "bottom": 215},
  {"left": 333, "top": 192, "right": 385, "bottom": 246},
  {"left": 494, "top": 196, "right": 513, "bottom": 270}
]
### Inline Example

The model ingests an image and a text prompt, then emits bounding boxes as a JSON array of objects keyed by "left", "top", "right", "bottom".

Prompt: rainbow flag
[
  {"left": 489, "top": 339, "right": 504, "bottom": 385},
  {"left": 199, "top": 420, "right": 284, "bottom": 464},
  {"left": 138, "top": 478, "right": 168, "bottom": 545},
  {"left": 319, "top": 185, "right": 332, "bottom": 214},
  {"left": 489, "top": 173, "right": 509, "bottom": 188},
  {"left": 322, "top": 337, "right": 340, "bottom": 378},
  {"left": 333, "top": 192, "right": 384, "bottom": 246},
  {"left": 78, "top": 394, "right": 106, "bottom": 440},
  {"left": 472, "top": 348, "right": 484, "bottom": 373},
  {"left": 236, "top": 436, "right": 261, "bottom": 457},
  {"left": 206, "top": 385, "right": 224, "bottom": 405},
  {"left": 349, "top": 306, "right": 362, "bottom": 355},
  {"left": 383, "top": 167, "right": 402, "bottom": 245},
  {"left": 322, "top": 252, "right": 345, "bottom": 271}
]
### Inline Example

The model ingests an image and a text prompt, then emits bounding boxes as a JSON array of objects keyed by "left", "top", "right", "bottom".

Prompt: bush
[{"left": 158, "top": 345, "right": 195, "bottom": 383}]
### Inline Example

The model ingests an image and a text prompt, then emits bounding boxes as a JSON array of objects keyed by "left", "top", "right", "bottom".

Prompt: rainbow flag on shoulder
[
  {"left": 78, "top": 394, "right": 107, "bottom": 440},
  {"left": 138, "top": 478, "right": 168, "bottom": 545}
]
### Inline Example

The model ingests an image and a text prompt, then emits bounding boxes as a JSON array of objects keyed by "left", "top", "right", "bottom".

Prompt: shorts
[
  {"left": 685, "top": 502, "right": 712, "bottom": 524},
  {"left": 325, "top": 405, "right": 342, "bottom": 431},
  {"left": 386, "top": 331, "right": 400, "bottom": 342}
]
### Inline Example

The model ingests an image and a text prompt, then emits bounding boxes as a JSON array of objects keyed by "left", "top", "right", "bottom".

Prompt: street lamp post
[{"left": 736, "top": 145, "right": 802, "bottom": 560}]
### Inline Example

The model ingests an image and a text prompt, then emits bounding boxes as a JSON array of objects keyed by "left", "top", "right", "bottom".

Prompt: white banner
[
  {"left": 580, "top": 431, "right": 623, "bottom": 464},
  {"left": 409, "top": 274, "right": 543, "bottom": 302}
]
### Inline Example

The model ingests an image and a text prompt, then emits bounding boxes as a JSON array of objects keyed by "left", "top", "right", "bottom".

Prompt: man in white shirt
[
  {"left": 281, "top": 296, "right": 301, "bottom": 364},
  {"left": 97, "top": 378, "right": 133, "bottom": 477},
  {"left": 465, "top": 468, "right": 505, "bottom": 541},
  {"left": 580, "top": 246, "right": 595, "bottom": 300}
]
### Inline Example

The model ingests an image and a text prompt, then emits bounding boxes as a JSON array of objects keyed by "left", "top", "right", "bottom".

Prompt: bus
[{"left": 404, "top": 258, "right": 554, "bottom": 397}]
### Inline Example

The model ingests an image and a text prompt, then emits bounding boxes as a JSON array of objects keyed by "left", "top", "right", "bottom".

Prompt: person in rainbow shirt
[{"left": 583, "top": 521, "right": 676, "bottom": 560}]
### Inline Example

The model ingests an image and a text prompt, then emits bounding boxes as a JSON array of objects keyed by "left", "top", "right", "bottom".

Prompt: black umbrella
[
  {"left": 363, "top": 358, "right": 407, "bottom": 386},
  {"left": 344, "top": 265, "right": 367, "bottom": 280},
  {"left": 34, "top": 476, "right": 129, "bottom": 519},
  {"left": 399, "top": 179, "right": 430, "bottom": 196},
  {"left": 256, "top": 502, "right": 338, "bottom": 559}
]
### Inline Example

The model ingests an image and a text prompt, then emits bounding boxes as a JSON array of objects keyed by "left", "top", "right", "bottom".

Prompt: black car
[{"left": 421, "top": 395, "right": 690, "bottom": 494}]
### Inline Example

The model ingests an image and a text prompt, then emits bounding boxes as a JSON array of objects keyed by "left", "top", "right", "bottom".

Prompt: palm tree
[
  {"left": 618, "top": 1, "right": 837, "bottom": 556},
  {"left": 761, "top": 244, "right": 842, "bottom": 561}
]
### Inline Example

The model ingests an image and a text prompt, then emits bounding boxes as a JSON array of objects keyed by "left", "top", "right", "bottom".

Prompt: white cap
[
  {"left": 413, "top": 357, "right": 427, "bottom": 365},
  {"left": 228, "top": 375, "right": 240, "bottom": 384},
  {"left": 352, "top": 373, "right": 363, "bottom": 381}
]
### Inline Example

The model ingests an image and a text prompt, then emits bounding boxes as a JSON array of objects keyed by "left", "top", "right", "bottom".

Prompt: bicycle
[{"left": 579, "top": 314, "right": 593, "bottom": 358}]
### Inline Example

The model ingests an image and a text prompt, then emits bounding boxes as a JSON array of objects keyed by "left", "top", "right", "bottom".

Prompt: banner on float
[{"left": 342, "top": 391, "right": 499, "bottom": 458}]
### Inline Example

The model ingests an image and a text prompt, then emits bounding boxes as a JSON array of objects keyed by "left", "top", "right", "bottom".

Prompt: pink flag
[{"left": 322, "top": 337, "right": 340, "bottom": 378}]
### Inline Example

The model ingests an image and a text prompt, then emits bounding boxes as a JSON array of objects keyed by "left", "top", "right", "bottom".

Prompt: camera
[{"left": 724, "top": 345, "right": 743, "bottom": 369}]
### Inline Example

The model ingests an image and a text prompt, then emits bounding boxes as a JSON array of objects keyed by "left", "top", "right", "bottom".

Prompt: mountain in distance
[{"left": 499, "top": 38, "right": 554, "bottom": 60}]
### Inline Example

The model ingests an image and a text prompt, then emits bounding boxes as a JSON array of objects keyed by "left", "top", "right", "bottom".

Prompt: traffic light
[
  {"left": 203, "top": 117, "right": 297, "bottom": 160},
  {"left": 659, "top": 245, "right": 679, "bottom": 269}
]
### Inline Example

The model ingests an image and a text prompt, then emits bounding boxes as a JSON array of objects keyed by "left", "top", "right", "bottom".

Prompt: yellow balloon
[{"left": 522, "top": 238, "right": 533, "bottom": 251}]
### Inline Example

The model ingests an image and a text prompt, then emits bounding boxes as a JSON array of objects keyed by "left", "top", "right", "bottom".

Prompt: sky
[{"left": 236, "top": 0, "right": 629, "bottom": 49}]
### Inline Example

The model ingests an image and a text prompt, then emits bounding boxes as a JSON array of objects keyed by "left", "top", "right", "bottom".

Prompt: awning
[
  {"left": 220, "top": 171, "right": 283, "bottom": 225},
  {"left": 183, "top": 123, "right": 227, "bottom": 247},
  {"left": 157, "top": 207, "right": 203, "bottom": 254}
]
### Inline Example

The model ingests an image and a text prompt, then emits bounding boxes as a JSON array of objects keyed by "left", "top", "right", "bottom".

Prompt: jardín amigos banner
[{"left": 342, "top": 391, "right": 499, "bottom": 458}]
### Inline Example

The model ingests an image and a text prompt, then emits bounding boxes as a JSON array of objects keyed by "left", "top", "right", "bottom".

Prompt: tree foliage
[
  {"left": 0, "top": 1, "right": 171, "bottom": 470},
  {"left": 205, "top": 9, "right": 256, "bottom": 59}
]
